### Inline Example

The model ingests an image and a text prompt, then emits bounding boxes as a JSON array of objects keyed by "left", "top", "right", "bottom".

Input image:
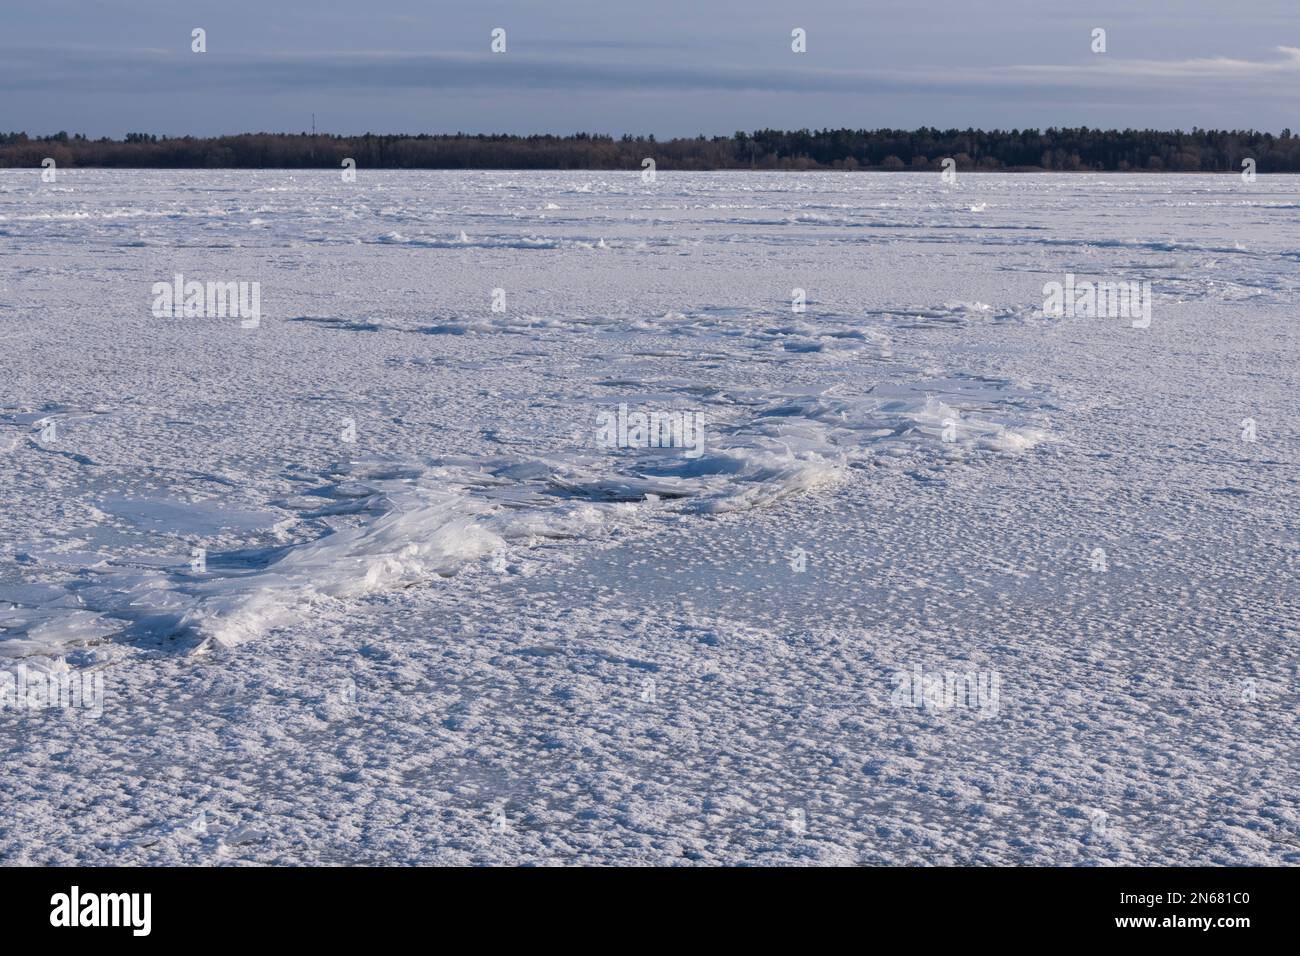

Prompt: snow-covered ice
[{"left": 0, "top": 170, "right": 1296, "bottom": 864}]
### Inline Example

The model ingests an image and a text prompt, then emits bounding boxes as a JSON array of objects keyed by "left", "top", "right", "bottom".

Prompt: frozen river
[{"left": 0, "top": 170, "right": 1296, "bottom": 863}]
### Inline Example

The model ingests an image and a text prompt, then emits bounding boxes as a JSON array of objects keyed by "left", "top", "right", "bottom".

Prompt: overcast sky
[{"left": 3, "top": 0, "right": 1298, "bottom": 137}]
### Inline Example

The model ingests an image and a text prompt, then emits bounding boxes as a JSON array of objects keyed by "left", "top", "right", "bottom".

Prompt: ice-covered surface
[{"left": 0, "top": 170, "right": 1296, "bottom": 864}]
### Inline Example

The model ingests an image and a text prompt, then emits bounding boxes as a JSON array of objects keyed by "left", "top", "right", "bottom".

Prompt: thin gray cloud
[{"left": 4, "top": 45, "right": 1297, "bottom": 98}]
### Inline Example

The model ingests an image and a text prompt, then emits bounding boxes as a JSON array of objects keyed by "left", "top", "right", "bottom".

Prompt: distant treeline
[{"left": 3, "top": 128, "right": 1298, "bottom": 172}]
